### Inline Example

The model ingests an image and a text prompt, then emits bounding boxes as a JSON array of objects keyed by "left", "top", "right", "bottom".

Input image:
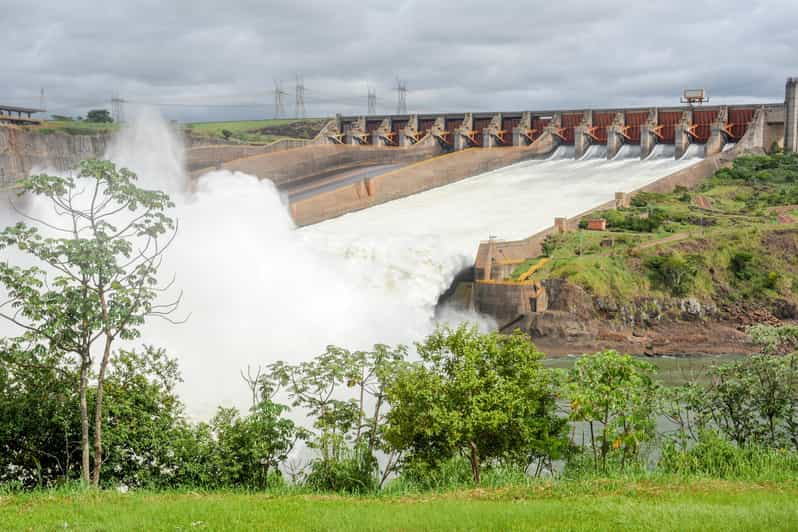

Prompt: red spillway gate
[
  {"left": 591, "top": 112, "right": 615, "bottom": 144},
  {"left": 528, "top": 117, "right": 550, "bottom": 143},
  {"left": 472, "top": 117, "right": 492, "bottom": 146},
  {"left": 418, "top": 118, "right": 436, "bottom": 135},
  {"left": 498, "top": 117, "right": 519, "bottom": 145},
  {"left": 657, "top": 111, "right": 682, "bottom": 144},
  {"left": 691, "top": 110, "right": 716, "bottom": 144},
  {"left": 560, "top": 113, "right": 583, "bottom": 145},
  {"left": 624, "top": 111, "right": 648, "bottom": 144},
  {"left": 728, "top": 108, "right": 755, "bottom": 139}
]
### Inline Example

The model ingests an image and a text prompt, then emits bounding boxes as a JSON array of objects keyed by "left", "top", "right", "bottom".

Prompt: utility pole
[
  {"left": 395, "top": 79, "right": 407, "bottom": 115},
  {"left": 111, "top": 93, "right": 125, "bottom": 123},
  {"left": 39, "top": 88, "right": 46, "bottom": 111},
  {"left": 295, "top": 75, "right": 306, "bottom": 119},
  {"left": 273, "top": 80, "right": 287, "bottom": 119},
  {"left": 367, "top": 88, "right": 377, "bottom": 116}
]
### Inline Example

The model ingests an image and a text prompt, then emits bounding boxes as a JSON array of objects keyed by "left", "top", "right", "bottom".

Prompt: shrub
[
  {"left": 567, "top": 350, "right": 658, "bottom": 472},
  {"left": 644, "top": 252, "right": 701, "bottom": 296}
]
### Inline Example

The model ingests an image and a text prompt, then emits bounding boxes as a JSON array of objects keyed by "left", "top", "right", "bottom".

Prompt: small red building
[{"left": 586, "top": 219, "right": 607, "bottom": 231}]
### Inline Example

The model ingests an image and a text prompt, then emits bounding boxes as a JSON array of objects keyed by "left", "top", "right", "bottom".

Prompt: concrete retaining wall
[
  {"left": 219, "top": 138, "right": 445, "bottom": 189},
  {"left": 187, "top": 139, "right": 310, "bottom": 173},
  {"left": 291, "top": 141, "right": 555, "bottom": 226}
]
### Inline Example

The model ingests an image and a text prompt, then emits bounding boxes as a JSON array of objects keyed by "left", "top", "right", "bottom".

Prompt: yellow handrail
[{"left": 517, "top": 257, "right": 550, "bottom": 282}]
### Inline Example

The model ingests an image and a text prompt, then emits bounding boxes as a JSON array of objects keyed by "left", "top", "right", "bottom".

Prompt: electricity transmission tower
[
  {"left": 39, "top": 88, "right": 46, "bottom": 111},
  {"left": 367, "top": 88, "right": 377, "bottom": 115},
  {"left": 273, "top": 81, "right": 287, "bottom": 119},
  {"left": 295, "top": 75, "right": 306, "bottom": 118},
  {"left": 395, "top": 79, "right": 407, "bottom": 115},
  {"left": 111, "top": 93, "right": 125, "bottom": 123}
]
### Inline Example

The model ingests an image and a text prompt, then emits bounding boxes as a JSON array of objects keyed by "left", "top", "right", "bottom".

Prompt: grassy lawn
[
  {"left": 2, "top": 480, "right": 797, "bottom": 531},
  {"left": 185, "top": 118, "right": 328, "bottom": 144},
  {"left": 35, "top": 120, "right": 120, "bottom": 135}
]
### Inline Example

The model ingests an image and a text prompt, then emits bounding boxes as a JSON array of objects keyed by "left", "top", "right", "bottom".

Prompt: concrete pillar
[
  {"left": 454, "top": 113, "right": 474, "bottom": 151},
  {"left": 674, "top": 111, "right": 693, "bottom": 160},
  {"left": 345, "top": 116, "right": 367, "bottom": 145},
  {"left": 706, "top": 107, "right": 728, "bottom": 156},
  {"left": 606, "top": 113, "right": 625, "bottom": 159},
  {"left": 371, "top": 117, "right": 392, "bottom": 146},
  {"left": 786, "top": 78, "right": 798, "bottom": 153},
  {"left": 483, "top": 113, "right": 503, "bottom": 148},
  {"left": 399, "top": 114, "right": 419, "bottom": 147},
  {"left": 512, "top": 112, "right": 532, "bottom": 147},
  {"left": 615, "top": 192, "right": 628, "bottom": 209},
  {"left": 640, "top": 109, "right": 658, "bottom": 159}
]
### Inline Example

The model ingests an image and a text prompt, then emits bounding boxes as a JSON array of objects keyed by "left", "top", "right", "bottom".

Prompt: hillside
[{"left": 498, "top": 152, "right": 798, "bottom": 354}]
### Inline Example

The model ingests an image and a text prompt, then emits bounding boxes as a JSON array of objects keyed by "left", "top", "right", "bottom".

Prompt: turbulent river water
[{"left": 3, "top": 109, "right": 703, "bottom": 416}]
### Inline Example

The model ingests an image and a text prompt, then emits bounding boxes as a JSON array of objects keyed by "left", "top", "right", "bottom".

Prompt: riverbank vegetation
[{"left": 2, "top": 159, "right": 798, "bottom": 530}]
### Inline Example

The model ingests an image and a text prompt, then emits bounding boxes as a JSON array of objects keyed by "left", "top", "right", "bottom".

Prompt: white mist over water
[{"left": 2, "top": 109, "right": 703, "bottom": 417}]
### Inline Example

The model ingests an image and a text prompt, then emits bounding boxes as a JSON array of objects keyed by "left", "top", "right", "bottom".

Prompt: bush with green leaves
[
  {"left": 567, "top": 350, "right": 658, "bottom": 472},
  {"left": 644, "top": 252, "right": 702, "bottom": 296},
  {"left": 383, "top": 325, "right": 568, "bottom": 485}
]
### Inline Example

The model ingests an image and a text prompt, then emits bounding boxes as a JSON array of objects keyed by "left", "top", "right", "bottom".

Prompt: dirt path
[
  {"left": 694, "top": 195, "right": 712, "bottom": 209},
  {"left": 773, "top": 205, "right": 797, "bottom": 224},
  {"left": 635, "top": 232, "right": 690, "bottom": 250}
]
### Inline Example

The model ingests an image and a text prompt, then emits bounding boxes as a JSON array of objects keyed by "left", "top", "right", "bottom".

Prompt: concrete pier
[
  {"left": 674, "top": 111, "right": 693, "bottom": 160},
  {"left": 786, "top": 78, "right": 798, "bottom": 153}
]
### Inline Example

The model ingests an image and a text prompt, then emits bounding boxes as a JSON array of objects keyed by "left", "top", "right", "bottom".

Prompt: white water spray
[{"left": 2, "top": 109, "right": 704, "bottom": 416}]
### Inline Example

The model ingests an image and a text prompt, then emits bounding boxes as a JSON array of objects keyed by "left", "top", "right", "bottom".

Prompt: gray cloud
[{"left": 1, "top": 0, "right": 795, "bottom": 121}]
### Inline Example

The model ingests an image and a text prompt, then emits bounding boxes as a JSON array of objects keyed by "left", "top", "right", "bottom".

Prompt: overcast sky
[{"left": 2, "top": 0, "right": 796, "bottom": 122}]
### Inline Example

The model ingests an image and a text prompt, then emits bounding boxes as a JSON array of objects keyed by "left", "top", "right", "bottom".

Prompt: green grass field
[
  {"left": 2, "top": 480, "right": 796, "bottom": 531},
  {"left": 185, "top": 118, "right": 328, "bottom": 144},
  {"left": 35, "top": 120, "right": 121, "bottom": 135}
]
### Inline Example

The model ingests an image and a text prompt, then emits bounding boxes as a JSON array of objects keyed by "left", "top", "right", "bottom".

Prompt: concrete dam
[{"left": 194, "top": 93, "right": 789, "bottom": 227}]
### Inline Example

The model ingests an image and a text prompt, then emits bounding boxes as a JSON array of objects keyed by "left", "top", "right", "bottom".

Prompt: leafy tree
[
  {"left": 567, "top": 350, "right": 658, "bottom": 471},
  {"left": 703, "top": 354, "right": 798, "bottom": 449},
  {"left": 264, "top": 344, "right": 406, "bottom": 492},
  {"left": 209, "top": 400, "right": 300, "bottom": 489},
  {"left": 85, "top": 110, "right": 113, "bottom": 123},
  {"left": 0, "top": 160, "right": 179, "bottom": 486},
  {"left": 383, "top": 325, "right": 568, "bottom": 484},
  {"left": 644, "top": 252, "right": 701, "bottom": 296}
]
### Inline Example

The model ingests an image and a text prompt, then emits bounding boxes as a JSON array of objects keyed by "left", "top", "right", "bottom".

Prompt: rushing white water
[
  {"left": 680, "top": 144, "right": 707, "bottom": 160},
  {"left": 579, "top": 144, "right": 608, "bottom": 160},
  {"left": 612, "top": 144, "right": 642, "bottom": 160},
  {"left": 2, "top": 109, "right": 704, "bottom": 416},
  {"left": 646, "top": 144, "right": 676, "bottom": 160},
  {"left": 723, "top": 142, "right": 738, "bottom": 152}
]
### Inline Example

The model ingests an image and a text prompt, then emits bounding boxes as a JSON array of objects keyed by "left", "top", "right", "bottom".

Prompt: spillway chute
[
  {"left": 612, "top": 145, "right": 641, "bottom": 160},
  {"left": 680, "top": 144, "right": 706, "bottom": 160},
  {"left": 545, "top": 145, "right": 575, "bottom": 160},
  {"left": 645, "top": 144, "right": 676, "bottom": 160},
  {"left": 578, "top": 145, "right": 608, "bottom": 160}
]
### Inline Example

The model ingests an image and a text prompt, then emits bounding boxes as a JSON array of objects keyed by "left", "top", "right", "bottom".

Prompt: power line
[
  {"left": 395, "top": 79, "right": 408, "bottom": 115},
  {"left": 111, "top": 94, "right": 125, "bottom": 123},
  {"left": 295, "top": 75, "right": 306, "bottom": 119},
  {"left": 273, "top": 80, "right": 288, "bottom": 119},
  {"left": 367, "top": 88, "right": 377, "bottom": 115}
]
